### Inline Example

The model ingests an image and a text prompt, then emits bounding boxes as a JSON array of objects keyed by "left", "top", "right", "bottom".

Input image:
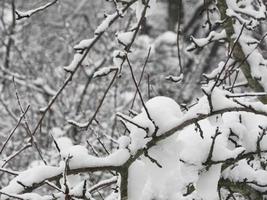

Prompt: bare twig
[
  {"left": 130, "top": 47, "right": 151, "bottom": 109},
  {"left": 126, "top": 55, "right": 159, "bottom": 136},
  {"left": 116, "top": 112, "right": 149, "bottom": 133},
  {"left": 0, "top": 105, "right": 30, "bottom": 154},
  {"left": 176, "top": 0, "right": 183, "bottom": 74},
  {"left": 1, "top": 143, "right": 31, "bottom": 167},
  {"left": 211, "top": 24, "right": 245, "bottom": 91}
]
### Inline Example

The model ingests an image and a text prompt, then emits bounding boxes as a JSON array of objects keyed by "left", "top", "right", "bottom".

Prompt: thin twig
[
  {"left": 126, "top": 55, "right": 158, "bottom": 136},
  {"left": 176, "top": 0, "right": 183, "bottom": 74},
  {"left": 211, "top": 24, "right": 245, "bottom": 91},
  {"left": 116, "top": 112, "right": 149, "bottom": 133},
  {"left": 130, "top": 47, "right": 151, "bottom": 109},
  {"left": 1, "top": 143, "right": 31, "bottom": 167},
  {"left": 0, "top": 105, "right": 30, "bottom": 154},
  {"left": 12, "top": 78, "right": 47, "bottom": 165},
  {"left": 84, "top": 70, "right": 118, "bottom": 130}
]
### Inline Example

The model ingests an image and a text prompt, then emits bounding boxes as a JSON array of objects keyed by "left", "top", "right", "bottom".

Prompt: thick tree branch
[{"left": 216, "top": 0, "right": 267, "bottom": 104}]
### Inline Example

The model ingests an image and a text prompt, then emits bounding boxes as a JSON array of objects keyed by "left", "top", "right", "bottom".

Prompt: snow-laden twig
[
  {"left": 88, "top": 177, "right": 117, "bottom": 193},
  {"left": 187, "top": 30, "right": 226, "bottom": 51},
  {"left": 0, "top": 148, "right": 129, "bottom": 196},
  {"left": 165, "top": 74, "right": 184, "bottom": 83},
  {"left": 0, "top": 168, "right": 19, "bottom": 176},
  {"left": 0, "top": 191, "right": 24, "bottom": 200},
  {"left": 15, "top": 0, "right": 58, "bottom": 20},
  {"left": 226, "top": 92, "right": 267, "bottom": 98},
  {"left": 116, "top": 112, "right": 149, "bottom": 133}
]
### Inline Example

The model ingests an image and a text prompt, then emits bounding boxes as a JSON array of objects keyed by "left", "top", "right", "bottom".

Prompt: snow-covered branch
[{"left": 15, "top": 0, "right": 58, "bottom": 20}]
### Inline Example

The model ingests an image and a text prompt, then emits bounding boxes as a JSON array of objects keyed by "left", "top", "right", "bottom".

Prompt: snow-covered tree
[{"left": 1, "top": 0, "right": 267, "bottom": 200}]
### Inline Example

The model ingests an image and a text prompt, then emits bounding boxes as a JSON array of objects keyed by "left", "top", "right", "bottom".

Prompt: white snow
[
  {"left": 1, "top": 145, "right": 130, "bottom": 196},
  {"left": 74, "top": 37, "right": 96, "bottom": 50},
  {"left": 4, "top": 86, "right": 267, "bottom": 199},
  {"left": 209, "top": 87, "right": 239, "bottom": 111},
  {"left": 93, "top": 66, "right": 118, "bottom": 78},
  {"left": 223, "top": 159, "right": 267, "bottom": 192},
  {"left": 117, "top": 136, "right": 131, "bottom": 149},
  {"left": 187, "top": 30, "right": 226, "bottom": 51},
  {"left": 203, "top": 61, "right": 225, "bottom": 79},
  {"left": 125, "top": 88, "right": 267, "bottom": 199},
  {"left": 196, "top": 164, "right": 221, "bottom": 200},
  {"left": 19, "top": 193, "right": 50, "bottom": 200},
  {"left": 127, "top": 96, "right": 183, "bottom": 154},
  {"left": 1, "top": 166, "right": 62, "bottom": 197},
  {"left": 63, "top": 53, "right": 83, "bottom": 73},
  {"left": 113, "top": 50, "right": 125, "bottom": 68},
  {"left": 226, "top": 0, "right": 266, "bottom": 20},
  {"left": 94, "top": 13, "right": 117, "bottom": 35},
  {"left": 51, "top": 127, "right": 65, "bottom": 138},
  {"left": 4, "top": 0, "right": 267, "bottom": 199},
  {"left": 116, "top": 31, "right": 135, "bottom": 46},
  {"left": 128, "top": 160, "right": 148, "bottom": 199},
  {"left": 165, "top": 74, "right": 184, "bottom": 82}
]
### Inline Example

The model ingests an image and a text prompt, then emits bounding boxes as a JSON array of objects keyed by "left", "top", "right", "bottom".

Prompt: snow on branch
[
  {"left": 15, "top": 0, "right": 58, "bottom": 20},
  {"left": 95, "top": 13, "right": 118, "bottom": 35},
  {"left": 187, "top": 30, "right": 226, "bottom": 51},
  {"left": 93, "top": 66, "right": 119, "bottom": 78},
  {"left": 4, "top": 0, "right": 267, "bottom": 199},
  {"left": 0, "top": 149, "right": 129, "bottom": 197},
  {"left": 225, "top": 0, "right": 266, "bottom": 29},
  {"left": 3, "top": 86, "right": 267, "bottom": 199}
]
